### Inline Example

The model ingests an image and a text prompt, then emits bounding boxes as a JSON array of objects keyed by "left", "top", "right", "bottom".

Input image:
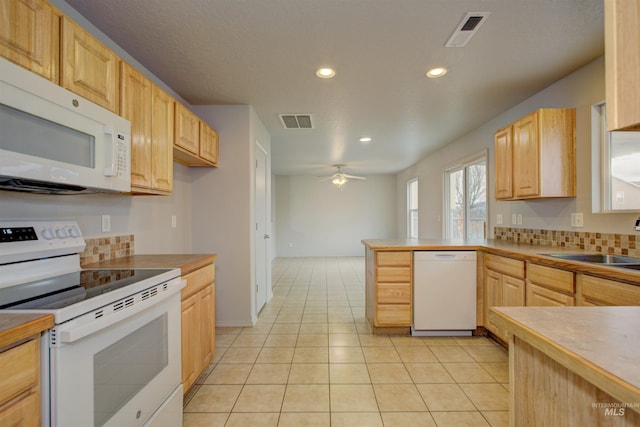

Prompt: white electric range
[{"left": 0, "top": 220, "right": 184, "bottom": 427}]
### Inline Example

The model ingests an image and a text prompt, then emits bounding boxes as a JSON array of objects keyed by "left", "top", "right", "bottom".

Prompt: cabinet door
[
  {"left": 199, "top": 285, "right": 215, "bottom": 370},
  {"left": 484, "top": 269, "right": 503, "bottom": 337},
  {"left": 605, "top": 0, "right": 640, "bottom": 131},
  {"left": 526, "top": 283, "right": 575, "bottom": 307},
  {"left": 174, "top": 103, "right": 199, "bottom": 155},
  {"left": 0, "top": 0, "right": 59, "bottom": 82},
  {"left": 513, "top": 112, "right": 540, "bottom": 197},
  {"left": 120, "top": 62, "right": 152, "bottom": 189},
  {"left": 494, "top": 126, "right": 513, "bottom": 199},
  {"left": 61, "top": 17, "right": 119, "bottom": 113},
  {"left": 150, "top": 85, "right": 174, "bottom": 193},
  {"left": 181, "top": 293, "right": 198, "bottom": 394},
  {"left": 199, "top": 122, "right": 219, "bottom": 166},
  {"left": 503, "top": 275, "right": 525, "bottom": 307}
]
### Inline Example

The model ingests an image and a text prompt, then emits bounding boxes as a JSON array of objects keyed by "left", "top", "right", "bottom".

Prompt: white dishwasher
[{"left": 412, "top": 251, "right": 477, "bottom": 336}]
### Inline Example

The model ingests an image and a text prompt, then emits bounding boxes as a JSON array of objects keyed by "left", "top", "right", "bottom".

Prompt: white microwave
[{"left": 0, "top": 58, "right": 131, "bottom": 194}]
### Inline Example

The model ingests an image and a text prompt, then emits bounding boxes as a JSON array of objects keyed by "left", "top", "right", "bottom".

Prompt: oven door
[{"left": 48, "top": 288, "right": 182, "bottom": 427}]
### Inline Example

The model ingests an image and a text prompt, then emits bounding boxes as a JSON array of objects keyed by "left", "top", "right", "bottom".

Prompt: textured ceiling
[{"left": 64, "top": 0, "right": 604, "bottom": 176}]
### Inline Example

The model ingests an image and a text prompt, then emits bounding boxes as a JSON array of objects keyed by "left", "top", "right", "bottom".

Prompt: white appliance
[
  {"left": 412, "top": 251, "right": 477, "bottom": 336},
  {"left": 0, "top": 220, "right": 184, "bottom": 427},
  {"left": 0, "top": 58, "right": 131, "bottom": 194}
]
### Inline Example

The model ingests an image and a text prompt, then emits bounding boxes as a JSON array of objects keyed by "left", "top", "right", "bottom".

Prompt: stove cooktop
[{"left": 0, "top": 268, "right": 178, "bottom": 320}]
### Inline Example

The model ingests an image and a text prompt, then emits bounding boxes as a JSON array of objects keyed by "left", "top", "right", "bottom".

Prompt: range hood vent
[
  {"left": 279, "top": 114, "right": 313, "bottom": 129},
  {"left": 445, "top": 12, "right": 490, "bottom": 47}
]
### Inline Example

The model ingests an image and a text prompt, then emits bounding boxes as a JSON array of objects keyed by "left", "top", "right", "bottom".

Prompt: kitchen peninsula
[{"left": 490, "top": 306, "right": 640, "bottom": 426}]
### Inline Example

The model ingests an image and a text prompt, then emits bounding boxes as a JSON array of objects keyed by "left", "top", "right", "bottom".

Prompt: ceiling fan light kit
[{"left": 319, "top": 165, "right": 366, "bottom": 190}]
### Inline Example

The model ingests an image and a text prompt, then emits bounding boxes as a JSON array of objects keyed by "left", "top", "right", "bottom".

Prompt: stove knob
[
  {"left": 68, "top": 225, "right": 81, "bottom": 238},
  {"left": 42, "top": 228, "right": 55, "bottom": 240},
  {"left": 56, "top": 228, "right": 69, "bottom": 239}
]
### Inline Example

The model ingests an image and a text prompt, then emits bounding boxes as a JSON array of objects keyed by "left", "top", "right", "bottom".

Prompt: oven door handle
[{"left": 55, "top": 278, "right": 185, "bottom": 344}]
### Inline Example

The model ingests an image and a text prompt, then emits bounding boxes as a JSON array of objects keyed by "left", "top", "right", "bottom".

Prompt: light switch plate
[
  {"left": 511, "top": 213, "right": 517, "bottom": 225},
  {"left": 101, "top": 215, "right": 111, "bottom": 232},
  {"left": 571, "top": 213, "right": 584, "bottom": 227},
  {"left": 496, "top": 214, "right": 503, "bottom": 225}
]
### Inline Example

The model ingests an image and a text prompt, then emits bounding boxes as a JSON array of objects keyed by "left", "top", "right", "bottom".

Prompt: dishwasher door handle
[{"left": 433, "top": 253, "right": 458, "bottom": 259}]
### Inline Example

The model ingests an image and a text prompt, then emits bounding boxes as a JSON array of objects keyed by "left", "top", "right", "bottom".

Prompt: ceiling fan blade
[
  {"left": 317, "top": 176, "right": 335, "bottom": 182},
  {"left": 342, "top": 174, "right": 366, "bottom": 180}
]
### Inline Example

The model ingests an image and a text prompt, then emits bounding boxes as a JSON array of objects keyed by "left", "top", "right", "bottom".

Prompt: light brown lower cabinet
[
  {"left": 365, "top": 249, "right": 412, "bottom": 332},
  {"left": 181, "top": 263, "right": 215, "bottom": 394},
  {"left": 0, "top": 336, "right": 41, "bottom": 426},
  {"left": 483, "top": 254, "right": 525, "bottom": 341}
]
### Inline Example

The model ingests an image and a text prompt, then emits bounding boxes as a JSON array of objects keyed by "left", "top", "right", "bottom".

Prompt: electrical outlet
[
  {"left": 511, "top": 213, "right": 517, "bottom": 225},
  {"left": 496, "top": 214, "right": 503, "bottom": 225},
  {"left": 517, "top": 214, "right": 523, "bottom": 225},
  {"left": 571, "top": 213, "right": 584, "bottom": 227},
  {"left": 171, "top": 215, "right": 177, "bottom": 228},
  {"left": 101, "top": 215, "right": 111, "bottom": 232}
]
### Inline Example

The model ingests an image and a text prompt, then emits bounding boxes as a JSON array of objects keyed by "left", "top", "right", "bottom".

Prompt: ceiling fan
[{"left": 318, "top": 165, "right": 366, "bottom": 189}]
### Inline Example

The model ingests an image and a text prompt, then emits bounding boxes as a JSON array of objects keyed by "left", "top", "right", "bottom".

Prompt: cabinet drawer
[
  {"left": 527, "top": 263, "right": 574, "bottom": 294},
  {"left": 485, "top": 254, "right": 525, "bottom": 278},
  {"left": 376, "top": 266, "right": 411, "bottom": 283},
  {"left": 0, "top": 391, "right": 40, "bottom": 426},
  {"left": 578, "top": 275, "right": 640, "bottom": 306},
  {"left": 377, "top": 283, "right": 411, "bottom": 304},
  {"left": 377, "top": 251, "right": 411, "bottom": 266},
  {"left": 181, "top": 264, "right": 214, "bottom": 300},
  {"left": 526, "top": 283, "right": 575, "bottom": 307},
  {"left": 376, "top": 304, "right": 411, "bottom": 326},
  {"left": 0, "top": 338, "right": 39, "bottom": 406}
]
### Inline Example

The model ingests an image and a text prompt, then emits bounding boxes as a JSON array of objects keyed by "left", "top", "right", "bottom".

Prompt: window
[
  {"left": 445, "top": 155, "right": 487, "bottom": 240},
  {"left": 592, "top": 102, "right": 640, "bottom": 212},
  {"left": 407, "top": 178, "right": 418, "bottom": 239}
]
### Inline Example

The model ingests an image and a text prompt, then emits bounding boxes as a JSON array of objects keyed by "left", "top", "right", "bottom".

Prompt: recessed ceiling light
[
  {"left": 426, "top": 67, "right": 448, "bottom": 78},
  {"left": 359, "top": 137, "right": 372, "bottom": 143},
  {"left": 316, "top": 67, "right": 336, "bottom": 78}
]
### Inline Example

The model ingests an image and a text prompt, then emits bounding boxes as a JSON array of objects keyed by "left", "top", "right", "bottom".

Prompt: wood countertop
[
  {"left": 489, "top": 306, "right": 640, "bottom": 414},
  {"left": 362, "top": 239, "right": 640, "bottom": 285},
  {"left": 83, "top": 254, "right": 217, "bottom": 275},
  {"left": 0, "top": 313, "right": 54, "bottom": 350}
]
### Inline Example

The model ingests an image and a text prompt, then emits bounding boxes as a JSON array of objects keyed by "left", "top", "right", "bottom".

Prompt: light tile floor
[{"left": 183, "top": 257, "right": 509, "bottom": 427}]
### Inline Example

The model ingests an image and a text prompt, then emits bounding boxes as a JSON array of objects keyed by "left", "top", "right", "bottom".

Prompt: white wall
[
  {"left": 0, "top": 164, "right": 193, "bottom": 253},
  {"left": 275, "top": 175, "right": 397, "bottom": 257},
  {"left": 191, "top": 105, "right": 271, "bottom": 327},
  {"left": 397, "top": 56, "right": 639, "bottom": 239}
]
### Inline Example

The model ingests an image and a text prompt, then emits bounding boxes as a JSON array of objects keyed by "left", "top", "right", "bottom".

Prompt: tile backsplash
[
  {"left": 80, "top": 235, "right": 134, "bottom": 266},
  {"left": 494, "top": 227, "right": 638, "bottom": 257}
]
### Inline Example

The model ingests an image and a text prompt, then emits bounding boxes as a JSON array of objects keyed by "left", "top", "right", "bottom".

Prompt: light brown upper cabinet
[
  {"left": 0, "top": 0, "right": 60, "bottom": 82},
  {"left": 199, "top": 122, "right": 219, "bottom": 166},
  {"left": 494, "top": 108, "right": 575, "bottom": 200},
  {"left": 174, "top": 102, "right": 219, "bottom": 167},
  {"left": 120, "top": 62, "right": 174, "bottom": 194},
  {"left": 61, "top": 17, "right": 120, "bottom": 113},
  {"left": 605, "top": 0, "right": 640, "bottom": 131},
  {"left": 494, "top": 125, "right": 513, "bottom": 199}
]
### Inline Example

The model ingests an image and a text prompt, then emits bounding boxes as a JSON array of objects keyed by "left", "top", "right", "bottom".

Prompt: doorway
[{"left": 254, "top": 141, "right": 269, "bottom": 314}]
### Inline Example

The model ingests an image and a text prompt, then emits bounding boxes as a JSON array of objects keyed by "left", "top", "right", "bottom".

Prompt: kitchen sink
[
  {"left": 618, "top": 264, "right": 640, "bottom": 270},
  {"left": 544, "top": 253, "right": 640, "bottom": 264}
]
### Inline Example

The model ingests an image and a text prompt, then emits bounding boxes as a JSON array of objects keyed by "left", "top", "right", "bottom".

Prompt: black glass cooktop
[{"left": 0, "top": 268, "right": 173, "bottom": 310}]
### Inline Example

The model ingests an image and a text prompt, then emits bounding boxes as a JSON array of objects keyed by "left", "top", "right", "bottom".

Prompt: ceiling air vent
[
  {"left": 279, "top": 114, "right": 313, "bottom": 129},
  {"left": 445, "top": 12, "right": 490, "bottom": 48}
]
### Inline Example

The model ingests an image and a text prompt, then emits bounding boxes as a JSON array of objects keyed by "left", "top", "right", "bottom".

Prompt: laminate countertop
[
  {"left": 362, "top": 239, "right": 640, "bottom": 285},
  {"left": 489, "top": 306, "right": 640, "bottom": 415},
  {"left": 0, "top": 313, "right": 54, "bottom": 350},
  {"left": 82, "top": 254, "right": 217, "bottom": 275}
]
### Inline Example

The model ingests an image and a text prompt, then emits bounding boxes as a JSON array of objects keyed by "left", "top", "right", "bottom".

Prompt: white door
[{"left": 255, "top": 142, "right": 268, "bottom": 313}]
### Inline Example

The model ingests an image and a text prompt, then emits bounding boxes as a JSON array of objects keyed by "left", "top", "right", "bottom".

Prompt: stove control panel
[{"left": 0, "top": 220, "right": 86, "bottom": 265}]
